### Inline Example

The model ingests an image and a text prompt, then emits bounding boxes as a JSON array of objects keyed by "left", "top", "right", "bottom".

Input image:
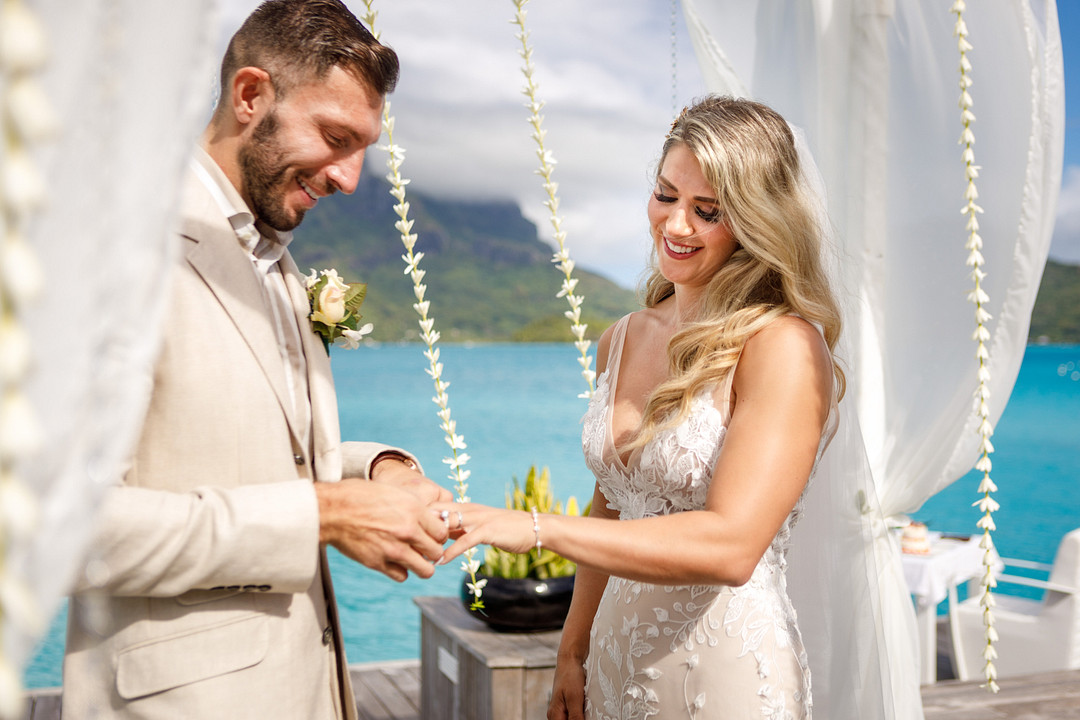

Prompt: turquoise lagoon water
[
  {"left": 912, "top": 344, "right": 1080, "bottom": 565},
  {"left": 23, "top": 343, "right": 1080, "bottom": 688}
]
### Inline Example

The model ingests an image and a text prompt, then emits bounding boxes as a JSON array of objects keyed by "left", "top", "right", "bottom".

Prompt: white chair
[{"left": 949, "top": 528, "right": 1080, "bottom": 681}]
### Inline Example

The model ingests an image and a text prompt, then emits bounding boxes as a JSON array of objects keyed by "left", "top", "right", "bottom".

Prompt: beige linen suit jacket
[{"left": 63, "top": 166, "right": 410, "bottom": 719}]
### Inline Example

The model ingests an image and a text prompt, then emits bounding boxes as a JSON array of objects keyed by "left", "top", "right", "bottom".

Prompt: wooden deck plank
[
  {"left": 353, "top": 680, "right": 394, "bottom": 720},
  {"left": 383, "top": 663, "right": 421, "bottom": 709},
  {"left": 351, "top": 661, "right": 420, "bottom": 720},
  {"left": 22, "top": 648, "right": 1080, "bottom": 720},
  {"left": 19, "top": 688, "right": 61, "bottom": 720},
  {"left": 32, "top": 692, "right": 62, "bottom": 720},
  {"left": 350, "top": 660, "right": 1080, "bottom": 720},
  {"left": 922, "top": 669, "right": 1080, "bottom": 720},
  {"left": 354, "top": 673, "right": 415, "bottom": 720}
]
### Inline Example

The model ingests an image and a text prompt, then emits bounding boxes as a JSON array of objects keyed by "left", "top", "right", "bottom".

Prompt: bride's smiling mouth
[{"left": 663, "top": 237, "right": 702, "bottom": 257}]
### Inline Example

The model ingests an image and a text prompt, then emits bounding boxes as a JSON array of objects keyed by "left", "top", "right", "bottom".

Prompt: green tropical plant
[{"left": 480, "top": 466, "right": 589, "bottom": 580}]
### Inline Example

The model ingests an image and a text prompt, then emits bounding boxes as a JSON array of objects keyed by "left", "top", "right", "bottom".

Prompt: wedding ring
[{"left": 455, "top": 511, "right": 464, "bottom": 530}]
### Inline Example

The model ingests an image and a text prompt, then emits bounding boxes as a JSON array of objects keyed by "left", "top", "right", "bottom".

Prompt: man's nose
[{"left": 326, "top": 149, "right": 365, "bottom": 195}]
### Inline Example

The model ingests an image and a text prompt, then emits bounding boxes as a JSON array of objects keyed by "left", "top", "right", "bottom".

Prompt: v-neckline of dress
[
  {"left": 601, "top": 314, "right": 640, "bottom": 471},
  {"left": 599, "top": 313, "right": 741, "bottom": 473}
]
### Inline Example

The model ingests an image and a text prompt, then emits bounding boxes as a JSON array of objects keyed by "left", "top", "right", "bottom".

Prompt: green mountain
[
  {"left": 291, "top": 172, "right": 638, "bottom": 342},
  {"left": 1029, "top": 259, "right": 1080, "bottom": 344}
]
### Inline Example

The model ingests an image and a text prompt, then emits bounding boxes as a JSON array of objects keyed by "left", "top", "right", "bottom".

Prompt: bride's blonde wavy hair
[{"left": 630, "top": 95, "right": 845, "bottom": 450}]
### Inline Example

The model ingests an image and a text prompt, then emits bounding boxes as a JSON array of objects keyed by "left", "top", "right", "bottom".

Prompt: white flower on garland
[
  {"left": 512, "top": 0, "right": 595, "bottom": 399},
  {"left": 358, "top": 0, "right": 600, "bottom": 612},
  {"left": 0, "top": 2, "right": 55, "bottom": 714},
  {"left": 359, "top": 0, "right": 485, "bottom": 611},
  {"left": 952, "top": 0, "right": 999, "bottom": 694}
]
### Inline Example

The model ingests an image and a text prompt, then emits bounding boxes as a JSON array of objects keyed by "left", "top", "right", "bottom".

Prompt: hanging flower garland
[
  {"left": 669, "top": 0, "right": 679, "bottom": 120},
  {"left": 357, "top": 2, "right": 485, "bottom": 610},
  {"left": 511, "top": 0, "right": 595, "bottom": 398},
  {"left": 0, "top": 0, "right": 57, "bottom": 715},
  {"left": 357, "top": 0, "right": 598, "bottom": 609},
  {"left": 952, "top": 0, "right": 1000, "bottom": 694}
]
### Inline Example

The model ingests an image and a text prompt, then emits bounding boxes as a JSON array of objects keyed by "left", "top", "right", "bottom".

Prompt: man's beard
[{"left": 237, "top": 109, "right": 306, "bottom": 232}]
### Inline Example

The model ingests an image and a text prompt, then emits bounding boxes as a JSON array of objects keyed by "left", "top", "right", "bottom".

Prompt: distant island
[
  {"left": 293, "top": 172, "right": 1080, "bottom": 345},
  {"left": 1029, "top": 259, "right": 1080, "bottom": 344}
]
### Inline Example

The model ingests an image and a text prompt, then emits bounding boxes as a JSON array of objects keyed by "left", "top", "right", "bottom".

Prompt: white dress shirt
[{"left": 190, "top": 149, "right": 312, "bottom": 454}]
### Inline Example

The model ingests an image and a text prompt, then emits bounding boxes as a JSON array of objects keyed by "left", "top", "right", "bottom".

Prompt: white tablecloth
[{"left": 901, "top": 534, "right": 997, "bottom": 608}]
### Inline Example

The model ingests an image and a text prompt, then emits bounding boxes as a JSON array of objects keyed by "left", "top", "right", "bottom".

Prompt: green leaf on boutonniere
[{"left": 344, "top": 282, "right": 366, "bottom": 308}]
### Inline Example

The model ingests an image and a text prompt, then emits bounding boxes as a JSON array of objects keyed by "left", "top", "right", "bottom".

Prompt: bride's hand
[
  {"left": 431, "top": 503, "right": 537, "bottom": 564},
  {"left": 547, "top": 655, "right": 587, "bottom": 720}
]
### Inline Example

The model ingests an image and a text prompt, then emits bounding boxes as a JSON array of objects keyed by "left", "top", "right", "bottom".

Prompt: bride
[{"left": 437, "top": 95, "right": 844, "bottom": 719}]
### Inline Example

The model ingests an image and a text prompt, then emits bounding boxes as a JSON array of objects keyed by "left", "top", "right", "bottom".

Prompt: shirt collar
[{"left": 191, "top": 148, "right": 294, "bottom": 268}]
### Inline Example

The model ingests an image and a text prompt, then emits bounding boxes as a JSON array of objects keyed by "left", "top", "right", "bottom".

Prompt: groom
[{"left": 62, "top": 2, "right": 450, "bottom": 718}]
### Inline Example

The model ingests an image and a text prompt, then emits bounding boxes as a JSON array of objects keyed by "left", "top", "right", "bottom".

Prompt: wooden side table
[{"left": 414, "top": 596, "right": 563, "bottom": 720}]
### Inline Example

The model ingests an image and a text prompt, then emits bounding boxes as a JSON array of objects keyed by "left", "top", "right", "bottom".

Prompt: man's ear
[{"left": 230, "top": 67, "right": 273, "bottom": 126}]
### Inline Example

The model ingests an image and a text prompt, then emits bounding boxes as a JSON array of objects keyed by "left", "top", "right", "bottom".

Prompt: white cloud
[
  {"left": 219, "top": 2, "right": 1080, "bottom": 284},
  {"left": 1050, "top": 165, "right": 1080, "bottom": 265},
  {"left": 219, "top": 0, "right": 706, "bottom": 288}
]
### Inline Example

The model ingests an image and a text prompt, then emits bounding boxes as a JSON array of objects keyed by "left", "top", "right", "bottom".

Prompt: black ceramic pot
[{"left": 461, "top": 573, "right": 575, "bottom": 633}]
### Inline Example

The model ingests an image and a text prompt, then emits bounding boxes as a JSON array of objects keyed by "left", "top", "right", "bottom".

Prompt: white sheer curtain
[
  {"left": 681, "top": 0, "right": 1064, "bottom": 718},
  {"left": 1, "top": 0, "right": 217, "bottom": 709}
]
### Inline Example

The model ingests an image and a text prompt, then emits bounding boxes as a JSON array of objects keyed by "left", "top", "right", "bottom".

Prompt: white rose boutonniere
[{"left": 305, "top": 268, "right": 373, "bottom": 351}]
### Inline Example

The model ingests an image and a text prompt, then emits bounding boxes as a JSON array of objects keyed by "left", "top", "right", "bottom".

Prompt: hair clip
[{"left": 668, "top": 105, "right": 689, "bottom": 136}]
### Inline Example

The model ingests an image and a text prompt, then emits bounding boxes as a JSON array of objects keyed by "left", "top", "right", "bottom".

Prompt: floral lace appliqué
[{"left": 581, "top": 371, "right": 813, "bottom": 719}]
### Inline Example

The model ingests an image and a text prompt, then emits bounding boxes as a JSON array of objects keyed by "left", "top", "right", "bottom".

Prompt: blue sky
[{"left": 219, "top": 1, "right": 1080, "bottom": 283}]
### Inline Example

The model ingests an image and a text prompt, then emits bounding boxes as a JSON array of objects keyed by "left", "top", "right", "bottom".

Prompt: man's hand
[
  {"left": 315, "top": 479, "right": 448, "bottom": 582},
  {"left": 369, "top": 456, "right": 453, "bottom": 506}
]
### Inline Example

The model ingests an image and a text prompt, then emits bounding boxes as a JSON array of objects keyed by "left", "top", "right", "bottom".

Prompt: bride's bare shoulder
[{"left": 738, "top": 316, "right": 832, "bottom": 397}]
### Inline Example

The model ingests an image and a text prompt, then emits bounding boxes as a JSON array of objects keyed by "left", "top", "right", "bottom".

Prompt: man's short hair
[{"left": 220, "top": 0, "right": 399, "bottom": 105}]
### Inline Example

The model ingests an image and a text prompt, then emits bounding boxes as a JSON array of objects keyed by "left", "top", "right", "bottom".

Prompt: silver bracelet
[{"left": 530, "top": 507, "right": 542, "bottom": 551}]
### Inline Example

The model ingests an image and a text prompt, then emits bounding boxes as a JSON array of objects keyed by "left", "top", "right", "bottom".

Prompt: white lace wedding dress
[{"left": 581, "top": 315, "right": 830, "bottom": 719}]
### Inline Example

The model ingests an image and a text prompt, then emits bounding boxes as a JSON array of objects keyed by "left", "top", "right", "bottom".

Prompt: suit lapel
[
  {"left": 178, "top": 171, "right": 297, "bottom": 445},
  {"left": 281, "top": 252, "right": 343, "bottom": 482}
]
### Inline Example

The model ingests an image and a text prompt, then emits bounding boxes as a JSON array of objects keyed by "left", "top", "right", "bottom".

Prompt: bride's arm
[{"left": 439, "top": 317, "right": 832, "bottom": 587}]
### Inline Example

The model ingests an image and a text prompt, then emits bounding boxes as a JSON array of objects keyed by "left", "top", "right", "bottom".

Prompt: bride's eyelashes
[
  {"left": 697, "top": 206, "right": 722, "bottom": 223},
  {"left": 653, "top": 189, "right": 723, "bottom": 224}
]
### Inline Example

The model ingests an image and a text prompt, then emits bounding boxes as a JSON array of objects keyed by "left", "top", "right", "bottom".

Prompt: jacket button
[
  {"left": 294, "top": 454, "right": 305, "bottom": 465},
  {"left": 321, "top": 626, "right": 333, "bottom": 646}
]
